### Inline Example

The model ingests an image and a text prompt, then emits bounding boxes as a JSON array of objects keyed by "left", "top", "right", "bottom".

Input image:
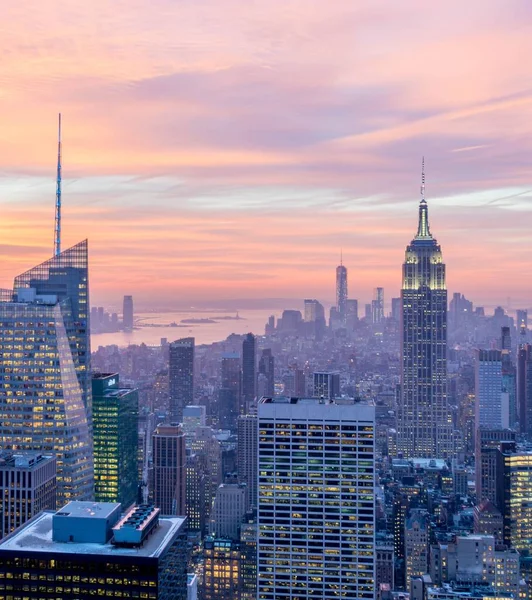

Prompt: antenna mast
[
  {"left": 54, "top": 113, "right": 62, "bottom": 257},
  {"left": 421, "top": 156, "right": 425, "bottom": 203}
]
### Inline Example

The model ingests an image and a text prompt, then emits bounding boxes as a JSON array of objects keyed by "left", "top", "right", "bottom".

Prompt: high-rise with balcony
[
  {"left": 257, "top": 397, "right": 375, "bottom": 600},
  {"left": 0, "top": 241, "right": 93, "bottom": 503},
  {"left": 398, "top": 166, "right": 452, "bottom": 458},
  {"left": 169, "top": 337, "right": 195, "bottom": 423}
]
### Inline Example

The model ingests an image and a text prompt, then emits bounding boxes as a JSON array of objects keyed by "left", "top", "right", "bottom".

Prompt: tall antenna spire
[
  {"left": 415, "top": 156, "right": 432, "bottom": 239},
  {"left": 340, "top": 248, "right": 343, "bottom": 266},
  {"left": 420, "top": 155, "right": 426, "bottom": 203},
  {"left": 54, "top": 113, "right": 62, "bottom": 257}
]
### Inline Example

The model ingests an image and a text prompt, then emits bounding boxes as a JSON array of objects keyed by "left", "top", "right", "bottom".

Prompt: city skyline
[{"left": 0, "top": 2, "right": 531, "bottom": 306}]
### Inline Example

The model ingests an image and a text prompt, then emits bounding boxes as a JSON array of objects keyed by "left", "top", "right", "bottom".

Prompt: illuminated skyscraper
[
  {"left": 336, "top": 261, "right": 348, "bottom": 323},
  {"left": 0, "top": 241, "right": 93, "bottom": 503},
  {"left": 169, "top": 337, "right": 195, "bottom": 423},
  {"left": 496, "top": 442, "right": 532, "bottom": 552},
  {"left": 257, "top": 397, "right": 375, "bottom": 600},
  {"left": 93, "top": 373, "right": 139, "bottom": 509},
  {"left": 398, "top": 163, "right": 452, "bottom": 458}
]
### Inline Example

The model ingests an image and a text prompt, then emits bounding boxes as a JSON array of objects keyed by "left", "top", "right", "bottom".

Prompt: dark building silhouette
[
  {"left": 219, "top": 354, "right": 241, "bottom": 430},
  {"left": 122, "top": 295, "right": 134, "bottom": 329},
  {"left": 517, "top": 344, "right": 532, "bottom": 436},
  {"left": 169, "top": 337, "right": 195, "bottom": 423},
  {"left": 242, "top": 333, "right": 256, "bottom": 412},
  {"left": 336, "top": 263, "right": 348, "bottom": 324},
  {"left": 258, "top": 349, "right": 275, "bottom": 397},
  {"left": 152, "top": 424, "right": 186, "bottom": 516}
]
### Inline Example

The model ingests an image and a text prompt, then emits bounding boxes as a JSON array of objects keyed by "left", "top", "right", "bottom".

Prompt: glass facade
[
  {"left": 0, "top": 241, "right": 93, "bottom": 504},
  {"left": 93, "top": 374, "right": 139, "bottom": 509}
]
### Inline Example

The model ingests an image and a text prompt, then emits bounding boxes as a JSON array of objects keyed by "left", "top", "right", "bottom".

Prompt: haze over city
[{"left": 1, "top": 0, "right": 531, "bottom": 307}]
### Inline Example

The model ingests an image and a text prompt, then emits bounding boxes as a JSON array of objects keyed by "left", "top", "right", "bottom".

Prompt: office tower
[
  {"left": 278, "top": 309, "right": 302, "bottom": 333},
  {"left": 0, "top": 241, "right": 93, "bottom": 504},
  {"left": 169, "top": 337, "right": 195, "bottom": 424},
  {"left": 398, "top": 166, "right": 451, "bottom": 458},
  {"left": 475, "top": 428, "right": 516, "bottom": 503},
  {"left": 336, "top": 262, "right": 348, "bottom": 323},
  {"left": 211, "top": 483, "right": 249, "bottom": 539},
  {"left": 242, "top": 333, "right": 256, "bottom": 412},
  {"left": 361, "top": 304, "right": 370, "bottom": 321},
  {"left": 313, "top": 371, "right": 340, "bottom": 399},
  {"left": 304, "top": 299, "right": 326, "bottom": 338},
  {"left": 517, "top": 309, "right": 528, "bottom": 329},
  {"left": 92, "top": 373, "right": 139, "bottom": 509},
  {"left": 475, "top": 350, "right": 509, "bottom": 431},
  {"left": 391, "top": 297, "right": 401, "bottom": 322},
  {"left": 203, "top": 538, "right": 241, "bottom": 600},
  {"left": 265, "top": 315, "right": 275, "bottom": 336},
  {"left": 0, "top": 452, "right": 56, "bottom": 539},
  {"left": 346, "top": 298, "right": 359, "bottom": 329},
  {"left": 219, "top": 353, "right": 242, "bottom": 430},
  {"left": 392, "top": 492, "right": 409, "bottom": 588},
  {"left": 122, "top": 294, "right": 134, "bottom": 329},
  {"left": 376, "top": 542, "right": 394, "bottom": 600},
  {"left": 192, "top": 427, "right": 222, "bottom": 523},
  {"left": 186, "top": 452, "right": 205, "bottom": 534},
  {"left": 448, "top": 292, "right": 473, "bottom": 331},
  {"left": 517, "top": 344, "right": 532, "bottom": 436},
  {"left": 474, "top": 500, "right": 503, "bottom": 542},
  {"left": 182, "top": 405, "right": 206, "bottom": 438},
  {"left": 258, "top": 349, "right": 275, "bottom": 396},
  {"left": 405, "top": 510, "right": 429, "bottom": 593},
  {"left": 496, "top": 442, "right": 532, "bottom": 551},
  {"left": 372, "top": 287, "right": 384, "bottom": 324},
  {"left": 430, "top": 534, "right": 519, "bottom": 596},
  {"left": 0, "top": 502, "right": 188, "bottom": 599},
  {"left": 257, "top": 397, "right": 375, "bottom": 600},
  {"left": 501, "top": 327, "right": 517, "bottom": 428},
  {"left": 240, "top": 521, "right": 258, "bottom": 600},
  {"left": 152, "top": 424, "right": 186, "bottom": 515},
  {"left": 237, "top": 414, "right": 258, "bottom": 508}
]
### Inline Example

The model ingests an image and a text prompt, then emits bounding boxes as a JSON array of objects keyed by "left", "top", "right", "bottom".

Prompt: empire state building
[{"left": 397, "top": 165, "right": 453, "bottom": 458}]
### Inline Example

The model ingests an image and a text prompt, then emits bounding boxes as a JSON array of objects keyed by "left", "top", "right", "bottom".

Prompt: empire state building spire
[{"left": 415, "top": 157, "right": 432, "bottom": 240}]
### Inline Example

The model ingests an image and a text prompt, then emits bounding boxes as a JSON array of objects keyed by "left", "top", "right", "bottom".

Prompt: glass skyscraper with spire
[
  {"left": 0, "top": 240, "right": 93, "bottom": 503},
  {"left": 398, "top": 171, "right": 452, "bottom": 458}
]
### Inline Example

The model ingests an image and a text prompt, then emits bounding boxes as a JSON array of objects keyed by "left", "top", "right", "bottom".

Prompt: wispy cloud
[{"left": 0, "top": 0, "right": 531, "bottom": 306}]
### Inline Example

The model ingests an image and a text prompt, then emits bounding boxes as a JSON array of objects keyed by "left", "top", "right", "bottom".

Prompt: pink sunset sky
[{"left": 0, "top": 0, "right": 531, "bottom": 309}]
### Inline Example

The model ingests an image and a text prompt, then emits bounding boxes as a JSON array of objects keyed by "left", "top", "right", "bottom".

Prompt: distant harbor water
[{"left": 91, "top": 309, "right": 277, "bottom": 348}]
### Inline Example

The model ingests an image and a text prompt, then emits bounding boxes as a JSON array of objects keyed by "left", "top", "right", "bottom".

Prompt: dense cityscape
[
  {"left": 0, "top": 154, "right": 529, "bottom": 600},
  {"left": 1, "top": 2, "right": 531, "bottom": 599}
]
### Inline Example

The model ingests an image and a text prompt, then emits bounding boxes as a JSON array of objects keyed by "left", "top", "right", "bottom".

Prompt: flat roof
[
  {"left": 56, "top": 501, "right": 120, "bottom": 520},
  {"left": 0, "top": 512, "right": 186, "bottom": 558},
  {"left": 259, "top": 396, "right": 371, "bottom": 406}
]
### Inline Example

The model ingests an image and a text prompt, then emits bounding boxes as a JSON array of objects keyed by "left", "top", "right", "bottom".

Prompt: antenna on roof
[{"left": 54, "top": 113, "right": 62, "bottom": 257}]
